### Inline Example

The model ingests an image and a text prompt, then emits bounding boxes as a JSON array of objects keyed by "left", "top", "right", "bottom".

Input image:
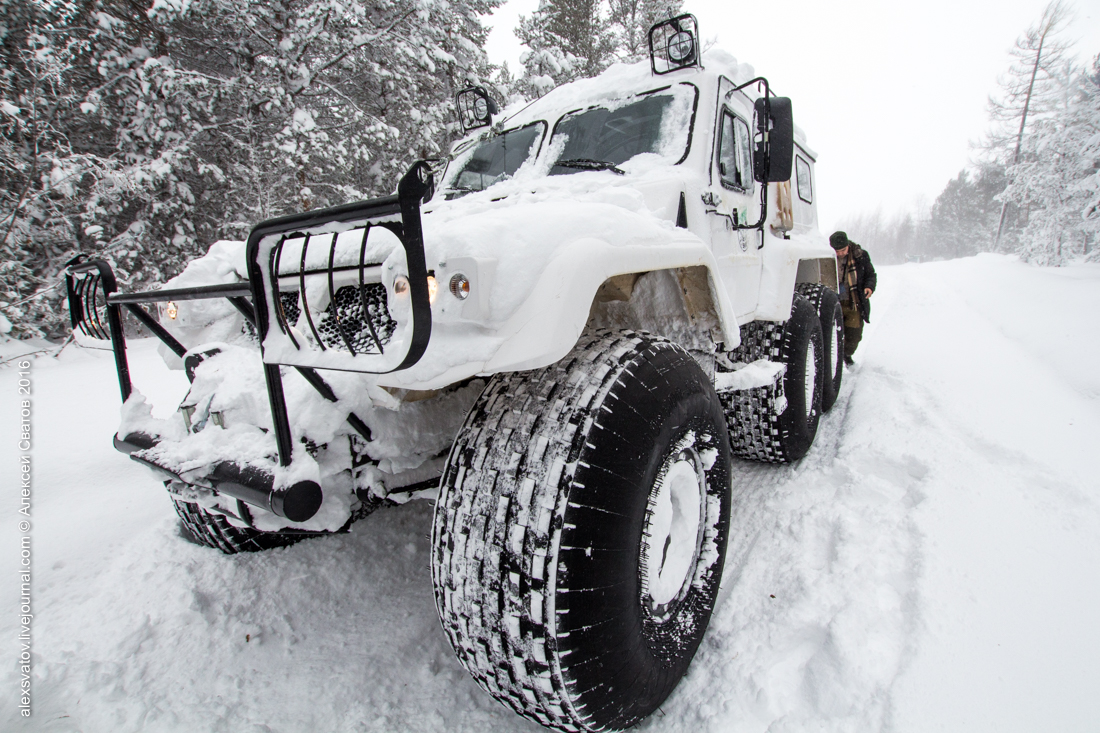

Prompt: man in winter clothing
[{"left": 829, "top": 231, "right": 876, "bottom": 364}]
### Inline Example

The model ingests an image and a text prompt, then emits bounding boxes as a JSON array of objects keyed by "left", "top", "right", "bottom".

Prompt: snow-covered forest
[
  {"left": 1, "top": 0, "right": 506, "bottom": 339},
  {"left": 838, "top": 1, "right": 1100, "bottom": 266}
]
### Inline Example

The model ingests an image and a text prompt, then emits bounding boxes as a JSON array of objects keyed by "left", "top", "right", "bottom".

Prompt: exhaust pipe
[
  {"left": 115, "top": 433, "right": 323, "bottom": 523},
  {"left": 208, "top": 462, "right": 322, "bottom": 523}
]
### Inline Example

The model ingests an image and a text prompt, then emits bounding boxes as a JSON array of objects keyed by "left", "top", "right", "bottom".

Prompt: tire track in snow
[{"left": 646, "top": 270, "right": 928, "bottom": 733}]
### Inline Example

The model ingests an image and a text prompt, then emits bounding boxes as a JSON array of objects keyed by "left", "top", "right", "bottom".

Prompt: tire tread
[
  {"left": 173, "top": 498, "right": 302, "bottom": 554},
  {"left": 721, "top": 293, "right": 822, "bottom": 463},
  {"left": 432, "top": 330, "right": 681, "bottom": 732}
]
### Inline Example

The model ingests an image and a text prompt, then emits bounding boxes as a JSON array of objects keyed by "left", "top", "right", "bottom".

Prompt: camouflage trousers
[{"left": 841, "top": 302, "right": 863, "bottom": 358}]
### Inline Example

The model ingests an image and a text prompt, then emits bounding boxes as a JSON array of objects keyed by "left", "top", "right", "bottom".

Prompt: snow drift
[{"left": 1, "top": 253, "right": 1099, "bottom": 731}]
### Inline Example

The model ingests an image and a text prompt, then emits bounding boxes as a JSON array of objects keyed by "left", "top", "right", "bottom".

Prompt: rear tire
[
  {"left": 723, "top": 293, "right": 824, "bottom": 463},
  {"left": 796, "top": 283, "right": 844, "bottom": 411},
  {"left": 431, "top": 331, "right": 732, "bottom": 732}
]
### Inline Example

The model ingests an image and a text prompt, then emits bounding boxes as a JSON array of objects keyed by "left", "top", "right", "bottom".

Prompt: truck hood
[{"left": 420, "top": 167, "right": 702, "bottom": 324}]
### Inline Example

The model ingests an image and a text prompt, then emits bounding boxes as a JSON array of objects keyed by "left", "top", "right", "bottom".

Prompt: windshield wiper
[{"left": 554, "top": 158, "right": 626, "bottom": 175}]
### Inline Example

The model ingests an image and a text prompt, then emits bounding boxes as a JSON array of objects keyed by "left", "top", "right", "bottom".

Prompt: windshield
[
  {"left": 445, "top": 122, "right": 545, "bottom": 198},
  {"left": 549, "top": 85, "right": 696, "bottom": 175}
]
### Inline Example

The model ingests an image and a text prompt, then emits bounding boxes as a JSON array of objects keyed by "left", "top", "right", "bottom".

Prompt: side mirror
[
  {"left": 753, "top": 96, "right": 794, "bottom": 183},
  {"left": 456, "top": 85, "right": 499, "bottom": 132}
]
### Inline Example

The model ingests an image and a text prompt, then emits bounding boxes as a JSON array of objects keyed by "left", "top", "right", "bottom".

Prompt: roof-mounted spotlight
[
  {"left": 456, "top": 84, "right": 499, "bottom": 132},
  {"left": 648, "top": 14, "right": 701, "bottom": 75}
]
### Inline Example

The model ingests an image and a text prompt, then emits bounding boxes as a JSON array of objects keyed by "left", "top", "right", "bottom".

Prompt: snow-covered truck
[{"left": 65, "top": 15, "right": 842, "bottom": 732}]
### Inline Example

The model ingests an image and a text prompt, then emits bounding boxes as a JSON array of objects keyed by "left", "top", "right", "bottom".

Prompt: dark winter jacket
[{"left": 842, "top": 244, "right": 877, "bottom": 323}]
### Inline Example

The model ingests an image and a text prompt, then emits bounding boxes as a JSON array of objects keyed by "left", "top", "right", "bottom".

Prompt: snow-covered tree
[
  {"left": 606, "top": 0, "right": 681, "bottom": 63},
  {"left": 0, "top": 0, "right": 123, "bottom": 337},
  {"left": 1000, "top": 56, "right": 1100, "bottom": 264},
  {"left": 927, "top": 164, "right": 1011, "bottom": 259},
  {"left": 0, "top": 0, "right": 498, "bottom": 338},
  {"left": 986, "top": 0, "right": 1076, "bottom": 247},
  {"left": 985, "top": 0, "right": 1076, "bottom": 159},
  {"left": 515, "top": 0, "right": 614, "bottom": 98},
  {"left": 511, "top": 0, "right": 691, "bottom": 99}
]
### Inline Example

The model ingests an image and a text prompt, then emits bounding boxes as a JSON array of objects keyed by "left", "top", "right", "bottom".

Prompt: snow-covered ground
[{"left": 2, "top": 253, "right": 1099, "bottom": 732}]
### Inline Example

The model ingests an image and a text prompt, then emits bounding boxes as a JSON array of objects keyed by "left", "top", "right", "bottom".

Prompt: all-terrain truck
[{"left": 65, "top": 15, "right": 843, "bottom": 732}]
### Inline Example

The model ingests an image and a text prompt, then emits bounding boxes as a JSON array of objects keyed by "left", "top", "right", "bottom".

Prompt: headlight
[
  {"left": 165, "top": 301, "right": 178, "bottom": 319},
  {"left": 392, "top": 274, "right": 439, "bottom": 304},
  {"left": 667, "top": 31, "right": 695, "bottom": 64},
  {"left": 473, "top": 97, "right": 489, "bottom": 120}
]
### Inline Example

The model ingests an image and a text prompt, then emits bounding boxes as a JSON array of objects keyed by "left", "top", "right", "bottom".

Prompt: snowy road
[{"left": 2, "top": 254, "right": 1099, "bottom": 732}]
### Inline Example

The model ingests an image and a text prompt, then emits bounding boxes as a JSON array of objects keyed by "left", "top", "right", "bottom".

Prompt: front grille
[
  {"left": 264, "top": 219, "right": 410, "bottom": 357},
  {"left": 316, "top": 284, "right": 396, "bottom": 354}
]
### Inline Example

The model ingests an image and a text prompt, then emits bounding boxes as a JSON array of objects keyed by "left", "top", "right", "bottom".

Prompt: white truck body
[
  {"left": 161, "top": 51, "right": 835, "bottom": 392},
  {"left": 84, "top": 45, "right": 836, "bottom": 534}
]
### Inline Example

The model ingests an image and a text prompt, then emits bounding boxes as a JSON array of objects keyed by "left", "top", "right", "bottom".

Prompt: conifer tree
[
  {"left": 0, "top": 0, "right": 498, "bottom": 338},
  {"left": 607, "top": 0, "right": 682, "bottom": 62},
  {"left": 987, "top": 0, "right": 1075, "bottom": 247},
  {"left": 927, "top": 165, "right": 1010, "bottom": 259},
  {"left": 1000, "top": 56, "right": 1100, "bottom": 263},
  {"left": 515, "top": 0, "right": 614, "bottom": 98}
]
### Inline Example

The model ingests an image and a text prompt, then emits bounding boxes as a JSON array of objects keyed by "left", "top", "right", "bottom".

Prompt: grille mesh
[
  {"left": 278, "top": 291, "right": 301, "bottom": 328},
  {"left": 315, "top": 284, "right": 396, "bottom": 354}
]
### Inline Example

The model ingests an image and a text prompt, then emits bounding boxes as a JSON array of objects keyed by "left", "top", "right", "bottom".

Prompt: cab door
[{"left": 706, "top": 85, "right": 762, "bottom": 319}]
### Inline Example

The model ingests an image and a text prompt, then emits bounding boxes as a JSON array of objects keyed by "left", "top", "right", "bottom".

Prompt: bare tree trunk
[
  {"left": 993, "top": 36, "right": 1044, "bottom": 249},
  {"left": 993, "top": 1, "right": 1065, "bottom": 249}
]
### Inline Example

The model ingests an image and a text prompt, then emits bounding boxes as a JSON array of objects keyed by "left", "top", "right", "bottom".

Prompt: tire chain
[{"left": 431, "top": 330, "right": 675, "bottom": 732}]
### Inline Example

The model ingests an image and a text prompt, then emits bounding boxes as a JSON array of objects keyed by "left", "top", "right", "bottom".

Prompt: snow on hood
[{"left": 422, "top": 166, "right": 699, "bottom": 322}]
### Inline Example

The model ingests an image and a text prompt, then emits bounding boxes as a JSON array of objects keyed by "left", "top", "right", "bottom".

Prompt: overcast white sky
[{"left": 484, "top": 0, "right": 1100, "bottom": 230}]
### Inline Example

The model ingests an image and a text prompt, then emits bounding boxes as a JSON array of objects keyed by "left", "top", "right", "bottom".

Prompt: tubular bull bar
[{"left": 65, "top": 162, "right": 436, "bottom": 525}]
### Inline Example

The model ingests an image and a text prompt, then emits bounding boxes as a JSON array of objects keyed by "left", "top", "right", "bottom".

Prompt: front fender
[{"left": 483, "top": 234, "right": 738, "bottom": 373}]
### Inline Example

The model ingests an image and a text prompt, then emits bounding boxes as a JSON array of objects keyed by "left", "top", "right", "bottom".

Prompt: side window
[
  {"left": 795, "top": 155, "right": 813, "bottom": 203},
  {"left": 735, "top": 117, "right": 752, "bottom": 187},
  {"left": 717, "top": 110, "right": 753, "bottom": 190}
]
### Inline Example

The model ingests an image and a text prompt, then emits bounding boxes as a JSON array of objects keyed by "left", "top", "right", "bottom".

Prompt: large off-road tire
[
  {"left": 722, "top": 293, "right": 824, "bottom": 463},
  {"left": 173, "top": 498, "right": 301, "bottom": 554},
  {"left": 431, "top": 331, "right": 732, "bottom": 732},
  {"left": 796, "top": 282, "right": 844, "bottom": 411}
]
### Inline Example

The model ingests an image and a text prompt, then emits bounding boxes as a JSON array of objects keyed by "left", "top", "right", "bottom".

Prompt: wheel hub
[
  {"left": 804, "top": 338, "right": 817, "bottom": 414},
  {"left": 641, "top": 445, "right": 707, "bottom": 620},
  {"left": 835, "top": 320, "right": 844, "bottom": 376}
]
